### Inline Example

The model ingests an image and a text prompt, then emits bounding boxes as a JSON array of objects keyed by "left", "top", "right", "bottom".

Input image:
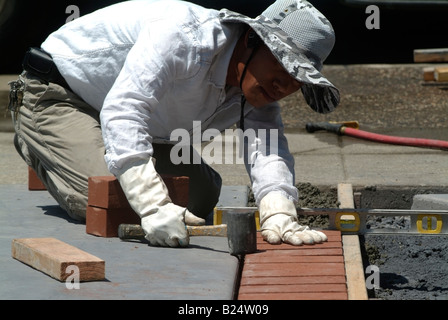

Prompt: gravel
[
  {"left": 360, "top": 234, "right": 448, "bottom": 300},
  {"left": 292, "top": 183, "right": 448, "bottom": 300},
  {"left": 278, "top": 65, "right": 448, "bottom": 131}
]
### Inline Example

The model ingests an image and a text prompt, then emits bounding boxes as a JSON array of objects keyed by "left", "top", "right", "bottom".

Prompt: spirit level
[{"left": 213, "top": 207, "right": 448, "bottom": 235}]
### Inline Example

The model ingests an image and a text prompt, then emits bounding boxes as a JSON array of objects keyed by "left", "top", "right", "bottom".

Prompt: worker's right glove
[
  {"left": 259, "top": 192, "right": 328, "bottom": 245},
  {"left": 117, "top": 158, "right": 190, "bottom": 247}
]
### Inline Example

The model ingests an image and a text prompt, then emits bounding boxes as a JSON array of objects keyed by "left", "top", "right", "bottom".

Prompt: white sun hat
[{"left": 219, "top": 0, "right": 340, "bottom": 113}]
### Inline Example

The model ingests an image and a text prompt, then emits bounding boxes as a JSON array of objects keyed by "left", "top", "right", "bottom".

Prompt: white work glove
[
  {"left": 185, "top": 210, "right": 206, "bottom": 226},
  {"left": 259, "top": 193, "right": 328, "bottom": 245},
  {"left": 117, "top": 158, "right": 203, "bottom": 247}
]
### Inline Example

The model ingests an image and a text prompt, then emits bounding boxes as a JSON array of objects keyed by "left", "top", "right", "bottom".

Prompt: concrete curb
[{"left": 412, "top": 194, "right": 448, "bottom": 210}]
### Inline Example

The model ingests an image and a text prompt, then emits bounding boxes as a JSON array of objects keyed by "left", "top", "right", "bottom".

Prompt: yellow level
[{"left": 213, "top": 207, "right": 448, "bottom": 235}]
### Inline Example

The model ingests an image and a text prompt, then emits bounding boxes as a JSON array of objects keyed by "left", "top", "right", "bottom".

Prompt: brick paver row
[{"left": 238, "top": 231, "right": 348, "bottom": 300}]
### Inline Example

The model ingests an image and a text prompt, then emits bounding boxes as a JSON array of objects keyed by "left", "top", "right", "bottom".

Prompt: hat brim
[{"left": 219, "top": 10, "right": 340, "bottom": 114}]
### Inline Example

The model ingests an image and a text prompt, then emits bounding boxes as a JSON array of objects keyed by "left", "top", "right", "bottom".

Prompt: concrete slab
[
  {"left": 344, "top": 153, "right": 448, "bottom": 187},
  {"left": 412, "top": 194, "right": 448, "bottom": 210},
  {"left": 0, "top": 185, "right": 239, "bottom": 300},
  {"left": 292, "top": 154, "right": 346, "bottom": 186},
  {"left": 216, "top": 185, "right": 248, "bottom": 207},
  {"left": 0, "top": 132, "right": 28, "bottom": 185}
]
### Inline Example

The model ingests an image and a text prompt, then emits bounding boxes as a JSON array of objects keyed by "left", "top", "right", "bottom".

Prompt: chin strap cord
[{"left": 239, "top": 95, "right": 246, "bottom": 132}]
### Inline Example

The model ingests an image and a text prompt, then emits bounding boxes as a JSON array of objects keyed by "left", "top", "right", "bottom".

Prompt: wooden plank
[
  {"left": 423, "top": 67, "right": 435, "bottom": 81},
  {"left": 11, "top": 238, "right": 105, "bottom": 282},
  {"left": 435, "top": 67, "right": 448, "bottom": 82},
  {"left": 343, "top": 235, "right": 369, "bottom": 300},
  {"left": 338, "top": 183, "right": 355, "bottom": 208},
  {"left": 414, "top": 48, "right": 448, "bottom": 62},
  {"left": 337, "top": 183, "right": 369, "bottom": 300}
]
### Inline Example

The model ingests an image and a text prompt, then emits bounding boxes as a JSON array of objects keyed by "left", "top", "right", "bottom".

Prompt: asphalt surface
[{"left": 1, "top": 64, "right": 447, "bottom": 300}]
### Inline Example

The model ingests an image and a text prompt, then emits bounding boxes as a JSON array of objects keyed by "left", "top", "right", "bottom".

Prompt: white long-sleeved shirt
[{"left": 41, "top": 0, "right": 298, "bottom": 205}]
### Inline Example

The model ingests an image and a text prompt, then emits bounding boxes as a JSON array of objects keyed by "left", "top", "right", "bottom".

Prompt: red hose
[{"left": 342, "top": 127, "right": 448, "bottom": 150}]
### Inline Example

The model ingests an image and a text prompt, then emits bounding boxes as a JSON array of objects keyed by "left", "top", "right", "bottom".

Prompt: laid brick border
[
  {"left": 238, "top": 230, "right": 348, "bottom": 300},
  {"left": 237, "top": 183, "right": 368, "bottom": 300}
]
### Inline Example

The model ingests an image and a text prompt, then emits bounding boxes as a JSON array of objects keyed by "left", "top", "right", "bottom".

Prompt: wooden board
[
  {"left": 435, "top": 67, "right": 448, "bottom": 82},
  {"left": 414, "top": 48, "right": 448, "bottom": 63},
  {"left": 423, "top": 67, "right": 435, "bottom": 81},
  {"left": 11, "top": 238, "right": 105, "bottom": 282}
]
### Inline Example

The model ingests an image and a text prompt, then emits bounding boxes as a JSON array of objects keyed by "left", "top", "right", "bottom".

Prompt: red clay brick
[
  {"left": 239, "top": 283, "right": 348, "bottom": 294},
  {"left": 238, "top": 291, "right": 348, "bottom": 300},
  {"left": 240, "top": 275, "right": 347, "bottom": 286},
  {"left": 87, "top": 175, "right": 189, "bottom": 208},
  {"left": 256, "top": 241, "right": 342, "bottom": 251},
  {"left": 245, "top": 254, "right": 344, "bottom": 264},
  {"left": 86, "top": 206, "right": 140, "bottom": 237},
  {"left": 161, "top": 174, "right": 189, "bottom": 208},
  {"left": 241, "top": 262, "right": 346, "bottom": 277},
  {"left": 87, "top": 176, "right": 129, "bottom": 209},
  {"left": 28, "top": 167, "right": 47, "bottom": 191},
  {"left": 250, "top": 248, "right": 343, "bottom": 257}
]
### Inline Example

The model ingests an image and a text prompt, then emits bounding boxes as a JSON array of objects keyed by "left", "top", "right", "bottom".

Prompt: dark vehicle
[{"left": 1, "top": 0, "right": 447, "bottom": 74}]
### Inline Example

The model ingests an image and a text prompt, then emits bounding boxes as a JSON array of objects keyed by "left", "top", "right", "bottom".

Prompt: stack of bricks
[
  {"left": 27, "top": 167, "right": 189, "bottom": 238},
  {"left": 422, "top": 66, "right": 448, "bottom": 82},
  {"left": 86, "top": 175, "right": 189, "bottom": 237}
]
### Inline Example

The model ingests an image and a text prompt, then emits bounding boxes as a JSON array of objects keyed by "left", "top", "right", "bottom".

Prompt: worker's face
[{"left": 241, "top": 44, "right": 303, "bottom": 108}]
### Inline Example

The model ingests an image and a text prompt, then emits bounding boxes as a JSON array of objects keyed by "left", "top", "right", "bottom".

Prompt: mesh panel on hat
[
  {"left": 279, "top": 11, "right": 331, "bottom": 63},
  {"left": 262, "top": 0, "right": 298, "bottom": 20},
  {"left": 261, "top": 0, "right": 335, "bottom": 67}
]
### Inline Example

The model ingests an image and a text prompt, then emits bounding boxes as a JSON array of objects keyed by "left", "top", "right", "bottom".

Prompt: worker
[{"left": 8, "top": 0, "right": 339, "bottom": 247}]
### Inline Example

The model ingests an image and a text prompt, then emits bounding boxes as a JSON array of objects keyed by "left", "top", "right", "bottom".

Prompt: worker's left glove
[
  {"left": 259, "top": 193, "right": 328, "bottom": 246},
  {"left": 117, "top": 158, "right": 190, "bottom": 247}
]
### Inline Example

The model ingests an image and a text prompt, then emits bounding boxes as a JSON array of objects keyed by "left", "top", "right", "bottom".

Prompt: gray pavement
[
  {"left": 1, "top": 185, "right": 239, "bottom": 300},
  {"left": 1, "top": 64, "right": 448, "bottom": 300}
]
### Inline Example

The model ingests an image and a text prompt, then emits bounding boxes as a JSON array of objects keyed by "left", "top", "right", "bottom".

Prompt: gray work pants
[{"left": 11, "top": 72, "right": 221, "bottom": 222}]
